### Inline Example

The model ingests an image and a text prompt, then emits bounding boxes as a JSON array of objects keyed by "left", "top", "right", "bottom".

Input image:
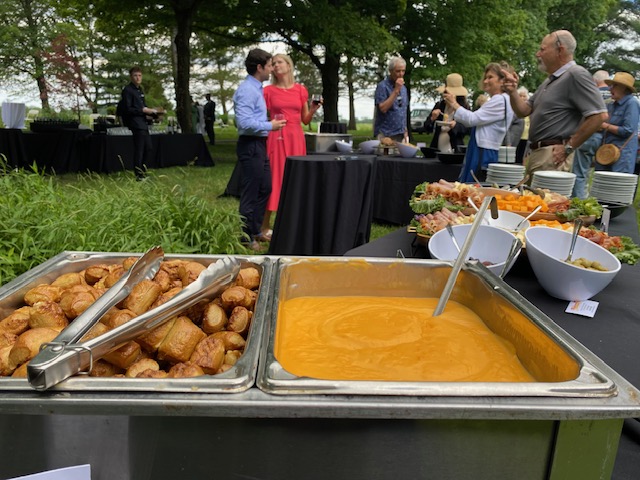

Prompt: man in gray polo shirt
[{"left": 502, "top": 30, "right": 607, "bottom": 182}]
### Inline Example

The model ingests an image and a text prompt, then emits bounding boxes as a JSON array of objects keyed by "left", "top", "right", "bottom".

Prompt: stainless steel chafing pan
[
  {"left": 0, "top": 251, "right": 273, "bottom": 393},
  {"left": 27, "top": 255, "right": 241, "bottom": 390},
  {"left": 258, "top": 257, "right": 617, "bottom": 397}
]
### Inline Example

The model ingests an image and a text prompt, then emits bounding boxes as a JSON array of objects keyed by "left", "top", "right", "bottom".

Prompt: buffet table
[
  {"left": 82, "top": 132, "right": 214, "bottom": 173},
  {"left": 0, "top": 130, "right": 213, "bottom": 173},
  {"left": 372, "top": 156, "right": 462, "bottom": 224},
  {"left": 0, "top": 128, "right": 29, "bottom": 168},
  {"left": 345, "top": 206, "right": 640, "bottom": 480},
  {"left": 0, "top": 209, "right": 639, "bottom": 478},
  {"left": 223, "top": 155, "right": 462, "bottom": 226},
  {"left": 23, "top": 129, "right": 93, "bottom": 173},
  {"left": 268, "top": 154, "right": 376, "bottom": 255},
  {"left": 0, "top": 240, "right": 639, "bottom": 479}
]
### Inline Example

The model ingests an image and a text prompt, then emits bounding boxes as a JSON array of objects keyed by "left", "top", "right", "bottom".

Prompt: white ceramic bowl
[
  {"left": 358, "top": 139, "right": 380, "bottom": 154},
  {"left": 396, "top": 142, "right": 419, "bottom": 158},
  {"left": 524, "top": 227, "right": 621, "bottom": 301},
  {"left": 484, "top": 210, "right": 530, "bottom": 232},
  {"left": 335, "top": 140, "right": 353, "bottom": 153},
  {"left": 428, "top": 224, "right": 521, "bottom": 276}
]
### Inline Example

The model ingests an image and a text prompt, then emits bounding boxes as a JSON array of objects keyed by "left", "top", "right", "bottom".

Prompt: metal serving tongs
[
  {"left": 433, "top": 196, "right": 498, "bottom": 317},
  {"left": 28, "top": 246, "right": 165, "bottom": 388},
  {"left": 28, "top": 255, "right": 241, "bottom": 390}
]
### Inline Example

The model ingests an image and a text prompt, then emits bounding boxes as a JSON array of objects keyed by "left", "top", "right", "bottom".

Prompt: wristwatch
[{"left": 564, "top": 143, "right": 574, "bottom": 156}]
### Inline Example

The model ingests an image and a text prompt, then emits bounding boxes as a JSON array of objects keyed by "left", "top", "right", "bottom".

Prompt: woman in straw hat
[
  {"left": 425, "top": 73, "right": 469, "bottom": 153},
  {"left": 443, "top": 61, "right": 515, "bottom": 183},
  {"left": 596, "top": 72, "right": 639, "bottom": 174}
]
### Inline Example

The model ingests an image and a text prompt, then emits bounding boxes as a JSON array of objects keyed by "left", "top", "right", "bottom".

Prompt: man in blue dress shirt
[{"left": 233, "top": 48, "right": 286, "bottom": 251}]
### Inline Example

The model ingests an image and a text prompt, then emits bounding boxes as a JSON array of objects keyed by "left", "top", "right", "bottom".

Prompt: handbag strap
[
  {"left": 502, "top": 95, "right": 511, "bottom": 142},
  {"left": 602, "top": 129, "right": 635, "bottom": 150}
]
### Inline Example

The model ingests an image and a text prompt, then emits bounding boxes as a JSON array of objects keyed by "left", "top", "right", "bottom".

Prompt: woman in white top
[{"left": 443, "top": 61, "right": 514, "bottom": 182}]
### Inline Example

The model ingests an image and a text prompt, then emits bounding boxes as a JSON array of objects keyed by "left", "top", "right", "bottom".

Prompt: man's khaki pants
[{"left": 524, "top": 146, "right": 574, "bottom": 184}]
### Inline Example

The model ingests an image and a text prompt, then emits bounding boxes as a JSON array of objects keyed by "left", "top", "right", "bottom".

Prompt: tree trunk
[
  {"left": 346, "top": 57, "right": 356, "bottom": 130},
  {"left": 401, "top": 50, "right": 413, "bottom": 142},
  {"left": 33, "top": 53, "right": 49, "bottom": 110},
  {"left": 36, "top": 72, "right": 50, "bottom": 110},
  {"left": 320, "top": 52, "right": 340, "bottom": 123},
  {"left": 172, "top": 9, "right": 193, "bottom": 133}
]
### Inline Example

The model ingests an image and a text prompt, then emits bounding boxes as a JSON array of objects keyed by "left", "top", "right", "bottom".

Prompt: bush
[{"left": 0, "top": 160, "right": 247, "bottom": 285}]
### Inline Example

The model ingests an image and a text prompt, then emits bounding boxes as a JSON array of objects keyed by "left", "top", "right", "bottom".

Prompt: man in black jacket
[
  {"left": 203, "top": 93, "right": 216, "bottom": 145},
  {"left": 120, "top": 66, "right": 158, "bottom": 180}
]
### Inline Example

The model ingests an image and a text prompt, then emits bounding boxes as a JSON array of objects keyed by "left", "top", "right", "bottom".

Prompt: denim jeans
[{"left": 571, "top": 132, "right": 602, "bottom": 198}]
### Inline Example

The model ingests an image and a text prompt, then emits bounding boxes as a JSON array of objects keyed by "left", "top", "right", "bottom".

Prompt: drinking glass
[
  {"left": 274, "top": 113, "right": 285, "bottom": 140},
  {"left": 311, "top": 94, "right": 323, "bottom": 106}
]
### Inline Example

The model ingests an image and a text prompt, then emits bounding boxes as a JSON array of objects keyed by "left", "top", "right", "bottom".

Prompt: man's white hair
[
  {"left": 388, "top": 56, "right": 406, "bottom": 72},
  {"left": 593, "top": 70, "right": 610, "bottom": 83},
  {"left": 555, "top": 30, "right": 576, "bottom": 55}
]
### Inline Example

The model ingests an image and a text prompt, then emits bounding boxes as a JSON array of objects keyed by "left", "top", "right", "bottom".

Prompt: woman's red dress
[{"left": 264, "top": 83, "right": 309, "bottom": 211}]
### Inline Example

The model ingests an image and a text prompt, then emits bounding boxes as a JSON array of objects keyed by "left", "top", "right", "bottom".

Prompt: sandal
[{"left": 256, "top": 230, "right": 272, "bottom": 242}]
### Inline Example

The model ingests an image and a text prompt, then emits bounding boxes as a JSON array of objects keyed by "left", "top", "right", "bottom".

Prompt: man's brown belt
[{"left": 529, "top": 138, "right": 566, "bottom": 150}]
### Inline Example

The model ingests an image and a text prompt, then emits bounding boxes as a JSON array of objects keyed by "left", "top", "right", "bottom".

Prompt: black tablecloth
[
  {"left": 3, "top": 130, "right": 213, "bottom": 174},
  {"left": 345, "top": 208, "right": 640, "bottom": 479},
  {"left": 373, "top": 156, "right": 462, "bottom": 225},
  {"left": 224, "top": 155, "right": 463, "bottom": 227},
  {"left": 25, "top": 129, "right": 94, "bottom": 173},
  {"left": 269, "top": 155, "right": 376, "bottom": 255},
  {"left": 0, "top": 128, "right": 29, "bottom": 168},
  {"left": 222, "top": 151, "right": 338, "bottom": 198},
  {"left": 222, "top": 160, "right": 243, "bottom": 197},
  {"left": 320, "top": 122, "right": 347, "bottom": 134},
  {"left": 83, "top": 133, "right": 214, "bottom": 173}
]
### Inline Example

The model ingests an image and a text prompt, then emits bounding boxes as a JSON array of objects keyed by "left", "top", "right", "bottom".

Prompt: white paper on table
[
  {"left": 565, "top": 300, "right": 599, "bottom": 318},
  {"left": 1, "top": 102, "right": 27, "bottom": 129},
  {"left": 7, "top": 464, "right": 91, "bottom": 480}
]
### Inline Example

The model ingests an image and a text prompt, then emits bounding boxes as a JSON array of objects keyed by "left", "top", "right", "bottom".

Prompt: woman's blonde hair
[{"left": 271, "top": 53, "right": 295, "bottom": 86}]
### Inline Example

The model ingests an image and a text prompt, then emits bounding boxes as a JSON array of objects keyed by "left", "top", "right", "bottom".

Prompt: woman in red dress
[{"left": 259, "top": 53, "right": 322, "bottom": 241}]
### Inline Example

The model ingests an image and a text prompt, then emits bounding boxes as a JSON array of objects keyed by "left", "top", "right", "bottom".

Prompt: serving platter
[{"left": 522, "top": 212, "right": 596, "bottom": 225}]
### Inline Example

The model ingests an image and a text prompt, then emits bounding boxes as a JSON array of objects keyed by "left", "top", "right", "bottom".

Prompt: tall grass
[
  {"left": 0, "top": 158, "right": 248, "bottom": 285},
  {"left": 0, "top": 126, "right": 439, "bottom": 285}
]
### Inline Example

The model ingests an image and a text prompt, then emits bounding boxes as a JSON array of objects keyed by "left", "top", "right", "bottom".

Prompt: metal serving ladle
[
  {"left": 512, "top": 205, "right": 542, "bottom": 232},
  {"left": 445, "top": 223, "right": 461, "bottom": 253},
  {"left": 433, "top": 196, "right": 498, "bottom": 316},
  {"left": 564, "top": 218, "right": 584, "bottom": 263}
]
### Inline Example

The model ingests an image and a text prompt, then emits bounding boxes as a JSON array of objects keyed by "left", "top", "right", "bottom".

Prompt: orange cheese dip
[{"left": 275, "top": 296, "right": 534, "bottom": 382}]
